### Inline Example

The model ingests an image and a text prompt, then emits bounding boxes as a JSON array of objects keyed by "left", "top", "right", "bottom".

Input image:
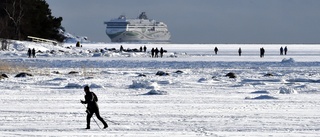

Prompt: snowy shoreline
[{"left": 0, "top": 42, "right": 320, "bottom": 136}]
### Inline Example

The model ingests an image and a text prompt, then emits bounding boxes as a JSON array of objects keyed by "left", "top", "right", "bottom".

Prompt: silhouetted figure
[
  {"left": 155, "top": 48, "right": 159, "bottom": 58},
  {"left": 160, "top": 47, "right": 164, "bottom": 58},
  {"left": 76, "top": 41, "right": 80, "bottom": 47},
  {"left": 1, "top": 39, "right": 8, "bottom": 50},
  {"left": 32, "top": 48, "right": 36, "bottom": 58},
  {"left": 28, "top": 48, "right": 32, "bottom": 58},
  {"left": 143, "top": 45, "right": 147, "bottom": 52},
  {"left": 140, "top": 46, "right": 143, "bottom": 52},
  {"left": 81, "top": 86, "right": 108, "bottom": 129},
  {"left": 151, "top": 48, "right": 155, "bottom": 58},
  {"left": 214, "top": 47, "right": 218, "bottom": 55},
  {"left": 284, "top": 46, "right": 288, "bottom": 55},
  {"left": 120, "top": 45, "right": 123, "bottom": 52},
  {"left": 238, "top": 48, "right": 242, "bottom": 56},
  {"left": 280, "top": 47, "right": 283, "bottom": 55},
  {"left": 260, "top": 47, "right": 265, "bottom": 58}
]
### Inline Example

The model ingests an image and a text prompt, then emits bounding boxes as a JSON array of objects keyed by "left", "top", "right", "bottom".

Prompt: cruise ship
[{"left": 104, "top": 12, "right": 171, "bottom": 43}]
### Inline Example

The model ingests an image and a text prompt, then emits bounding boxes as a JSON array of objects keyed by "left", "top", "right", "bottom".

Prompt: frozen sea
[{"left": 0, "top": 41, "right": 320, "bottom": 136}]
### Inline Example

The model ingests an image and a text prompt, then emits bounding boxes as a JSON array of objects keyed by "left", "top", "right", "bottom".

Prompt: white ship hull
[{"left": 108, "top": 30, "right": 171, "bottom": 43}]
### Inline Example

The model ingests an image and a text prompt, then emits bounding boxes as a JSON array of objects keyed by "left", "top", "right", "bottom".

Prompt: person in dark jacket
[
  {"left": 214, "top": 47, "right": 218, "bottom": 55},
  {"left": 160, "top": 47, "right": 164, "bottom": 58},
  {"left": 28, "top": 48, "right": 32, "bottom": 58},
  {"left": 81, "top": 86, "right": 108, "bottom": 129},
  {"left": 238, "top": 47, "right": 242, "bottom": 56},
  {"left": 284, "top": 46, "right": 288, "bottom": 55},
  {"left": 32, "top": 48, "right": 36, "bottom": 58}
]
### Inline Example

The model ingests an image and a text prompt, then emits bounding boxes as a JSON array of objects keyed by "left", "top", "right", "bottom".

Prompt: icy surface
[{"left": 0, "top": 41, "right": 320, "bottom": 136}]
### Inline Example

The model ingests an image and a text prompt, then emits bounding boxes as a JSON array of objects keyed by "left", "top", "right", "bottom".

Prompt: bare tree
[{"left": 3, "top": 0, "right": 24, "bottom": 40}]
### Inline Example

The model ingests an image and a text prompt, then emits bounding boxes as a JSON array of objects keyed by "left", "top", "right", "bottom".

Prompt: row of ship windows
[{"left": 107, "top": 27, "right": 168, "bottom": 29}]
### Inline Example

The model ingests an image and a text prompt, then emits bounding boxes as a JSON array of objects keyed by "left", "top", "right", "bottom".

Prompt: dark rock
[
  {"left": 1, "top": 74, "right": 8, "bottom": 78},
  {"left": 264, "top": 73, "right": 273, "bottom": 77},
  {"left": 138, "top": 74, "right": 146, "bottom": 77},
  {"left": 68, "top": 71, "right": 79, "bottom": 74},
  {"left": 52, "top": 71, "right": 60, "bottom": 74},
  {"left": 15, "top": 72, "right": 33, "bottom": 77},
  {"left": 226, "top": 72, "right": 236, "bottom": 78},
  {"left": 156, "top": 71, "right": 169, "bottom": 76},
  {"left": 174, "top": 70, "right": 183, "bottom": 74}
]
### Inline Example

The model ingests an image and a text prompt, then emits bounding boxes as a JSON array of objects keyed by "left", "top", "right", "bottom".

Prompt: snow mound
[
  {"left": 245, "top": 95, "right": 278, "bottom": 100},
  {"left": 89, "top": 83, "right": 104, "bottom": 89},
  {"left": 129, "top": 80, "right": 160, "bottom": 90},
  {"left": 12, "top": 42, "right": 26, "bottom": 51},
  {"left": 50, "top": 78, "right": 67, "bottom": 81},
  {"left": 279, "top": 86, "right": 297, "bottom": 94},
  {"left": 251, "top": 90, "right": 269, "bottom": 94},
  {"left": 60, "top": 29, "right": 90, "bottom": 43},
  {"left": 143, "top": 89, "right": 168, "bottom": 95},
  {"left": 198, "top": 78, "right": 208, "bottom": 82},
  {"left": 65, "top": 83, "right": 83, "bottom": 88},
  {"left": 281, "top": 58, "right": 295, "bottom": 63}
]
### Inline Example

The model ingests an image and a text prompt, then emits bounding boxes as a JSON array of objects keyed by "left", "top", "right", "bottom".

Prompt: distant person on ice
[
  {"left": 260, "top": 47, "right": 265, "bottom": 58},
  {"left": 151, "top": 48, "right": 155, "bottom": 58},
  {"left": 32, "top": 48, "right": 36, "bottom": 58},
  {"left": 155, "top": 48, "right": 159, "bottom": 58},
  {"left": 76, "top": 41, "right": 80, "bottom": 47},
  {"left": 214, "top": 47, "right": 218, "bottom": 55},
  {"left": 280, "top": 47, "right": 283, "bottom": 55},
  {"left": 238, "top": 47, "right": 242, "bottom": 56},
  {"left": 160, "top": 47, "right": 164, "bottom": 58},
  {"left": 143, "top": 45, "right": 147, "bottom": 52},
  {"left": 28, "top": 48, "right": 32, "bottom": 58},
  {"left": 284, "top": 46, "right": 288, "bottom": 55},
  {"left": 81, "top": 86, "right": 108, "bottom": 129}
]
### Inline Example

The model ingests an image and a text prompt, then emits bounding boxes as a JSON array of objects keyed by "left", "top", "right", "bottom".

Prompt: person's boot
[
  {"left": 103, "top": 125, "right": 108, "bottom": 129},
  {"left": 103, "top": 122, "right": 108, "bottom": 129},
  {"left": 85, "top": 126, "right": 90, "bottom": 129}
]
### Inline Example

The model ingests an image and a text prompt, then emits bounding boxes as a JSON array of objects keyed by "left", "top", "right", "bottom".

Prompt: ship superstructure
[{"left": 104, "top": 12, "right": 171, "bottom": 43}]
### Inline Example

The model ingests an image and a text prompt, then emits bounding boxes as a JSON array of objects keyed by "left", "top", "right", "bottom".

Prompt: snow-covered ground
[{"left": 0, "top": 41, "right": 320, "bottom": 136}]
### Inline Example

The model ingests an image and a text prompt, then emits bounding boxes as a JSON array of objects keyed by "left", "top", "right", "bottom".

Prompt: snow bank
[
  {"left": 143, "top": 89, "right": 168, "bottom": 95},
  {"left": 129, "top": 80, "right": 160, "bottom": 90},
  {"left": 281, "top": 58, "right": 295, "bottom": 63},
  {"left": 279, "top": 86, "right": 297, "bottom": 94},
  {"left": 245, "top": 95, "right": 278, "bottom": 100},
  {"left": 64, "top": 83, "right": 104, "bottom": 89},
  {"left": 64, "top": 83, "right": 82, "bottom": 88}
]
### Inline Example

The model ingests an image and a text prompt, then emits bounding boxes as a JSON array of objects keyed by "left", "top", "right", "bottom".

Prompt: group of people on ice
[
  {"left": 280, "top": 46, "right": 288, "bottom": 55},
  {"left": 27, "top": 48, "right": 36, "bottom": 58},
  {"left": 151, "top": 47, "right": 165, "bottom": 58}
]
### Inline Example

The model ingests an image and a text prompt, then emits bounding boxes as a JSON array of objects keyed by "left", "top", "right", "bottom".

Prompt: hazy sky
[{"left": 46, "top": 0, "right": 320, "bottom": 44}]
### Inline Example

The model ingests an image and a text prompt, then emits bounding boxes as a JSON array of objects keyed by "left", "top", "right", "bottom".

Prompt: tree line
[{"left": 0, "top": 0, "right": 65, "bottom": 42}]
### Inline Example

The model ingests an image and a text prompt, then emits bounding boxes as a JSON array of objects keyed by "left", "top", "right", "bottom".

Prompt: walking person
[
  {"left": 28, "top": 48, "right": 32, "bottom": 58},
  {"left": 238, "top": 47, "right": 242, "bottom": 56},
  {"left": 32, "top": 48, "right": 36, "bottom": 58},
  {"left": 284, "top": 46, "right": 288, "bottom": 55},
  {"left": 261, "top": 47, "right": 265, "bottom": 58},
  {"left": 280, "top": 47, "right": 283, "bottom": 55},
  {"left": 155, "top": 48, "right": 159, "bottom": 58},
  {"left": 120, "top": 45, "right": 124, "bottom": 52},
  {"left": 143, "top": 45, "right": 147, "bottom": 52},
  {"left": 151, "top": 48, "right": 155, "bottom": 58},
  {"left": 214, "top": 47, "right": 218, "bottom": 55},
  {"left": 81, "top": 86, "right": 108, "bottom": 129},
  {"left": 160, "top": 47, "right": 164, "bottom": 58}
]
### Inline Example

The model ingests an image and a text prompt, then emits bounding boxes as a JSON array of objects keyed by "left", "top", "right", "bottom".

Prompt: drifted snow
[{"left": 0, "top": 41, "right": 320, "bottom": 136}]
